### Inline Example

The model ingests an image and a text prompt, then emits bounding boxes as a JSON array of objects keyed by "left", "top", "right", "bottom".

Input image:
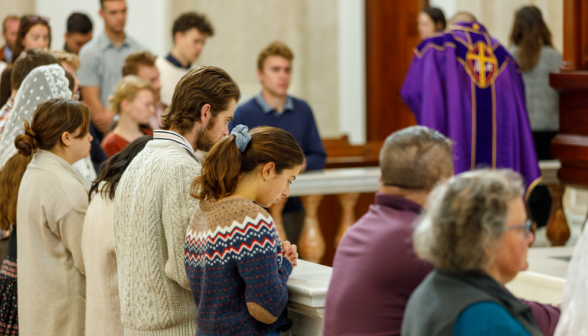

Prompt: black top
[
  {"left": 165, "top": 53, "right": 190, "bottom": 69},
  {"left": 402, "top": 269, "right": 543, "bottom": 336}
]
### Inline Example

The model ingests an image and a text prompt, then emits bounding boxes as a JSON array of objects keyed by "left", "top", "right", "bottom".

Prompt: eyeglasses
[
  {"left": 72, "top": 91, "right": 80, "bottom": 101},
  {"left": 503, "top": 219, "right": 532, "bottom": 238}
]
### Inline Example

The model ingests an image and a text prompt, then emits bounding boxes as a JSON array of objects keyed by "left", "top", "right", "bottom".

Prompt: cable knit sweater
[
  {"left": 185, "top": 197, "right": 293, "bottom": 335},
  {"left": 113, "top": 139, "right": 200, "bottom": 336}
]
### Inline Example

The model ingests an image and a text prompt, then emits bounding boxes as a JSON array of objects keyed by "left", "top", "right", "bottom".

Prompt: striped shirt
[
  {"left": 153, "top": 130, "right": 200, "bottom": 164},
  {"left": 78, "top": 32, "right": 146, "bottom": 106}
]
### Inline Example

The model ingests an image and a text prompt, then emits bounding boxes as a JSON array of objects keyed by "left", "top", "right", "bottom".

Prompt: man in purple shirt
[{"left": 323, "top": 126, "right": 560, "bottom": 336}]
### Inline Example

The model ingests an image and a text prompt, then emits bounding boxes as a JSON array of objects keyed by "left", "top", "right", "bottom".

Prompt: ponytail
[
  {"left": 191, "top": 126, "right": 305, "bottom": 202},
  {"left": 191, "top": 135, "right": 243, "bottom": 201}
]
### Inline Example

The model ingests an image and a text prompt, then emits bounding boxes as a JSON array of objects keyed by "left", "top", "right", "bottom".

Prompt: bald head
[
  {"left": 380, "top": 126, "right": 454, "bottom": 191},
  {"left": 449, "top": 12, "right": 477, "bottom": 25}
]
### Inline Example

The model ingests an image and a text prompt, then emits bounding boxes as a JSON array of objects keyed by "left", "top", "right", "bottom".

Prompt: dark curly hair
[
  {"left": 89, "top": 135, "right": 153, "bottom": 201},
  {"left": 172, "top": 12, "right": 214, "bottom": 40}
]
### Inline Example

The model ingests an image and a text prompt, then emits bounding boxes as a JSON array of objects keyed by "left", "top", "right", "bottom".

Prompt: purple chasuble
[{"left": 401, "top": 22, "right": 540, "bottom": 191}]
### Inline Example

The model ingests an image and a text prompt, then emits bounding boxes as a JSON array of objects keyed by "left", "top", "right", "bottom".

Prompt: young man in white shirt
[{"left": 156, "top": 12, "right": 214, "bottom": 106}]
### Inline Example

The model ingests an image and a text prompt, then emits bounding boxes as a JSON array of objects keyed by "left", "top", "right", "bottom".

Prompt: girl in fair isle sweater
[{"left": 184, "top": 125, "right": 305, "bottom": 336}]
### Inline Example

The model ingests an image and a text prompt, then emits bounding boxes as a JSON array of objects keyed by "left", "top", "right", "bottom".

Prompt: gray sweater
[
  {"left": 510, "top": 45, "right": 562, "bottom": 131},
  {"left": 113, "top": 140, "right": 200, "bottom": 336}
]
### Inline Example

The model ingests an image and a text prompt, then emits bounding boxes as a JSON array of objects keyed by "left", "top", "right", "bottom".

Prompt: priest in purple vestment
[{"left": 401, "top": 21, "right": 541, "bottom": 194}]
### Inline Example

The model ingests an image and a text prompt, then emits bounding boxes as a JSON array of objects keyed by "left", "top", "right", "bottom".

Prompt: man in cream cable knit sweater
[{"left": 113, "top": 66, "right": 240, "bottom": 335}]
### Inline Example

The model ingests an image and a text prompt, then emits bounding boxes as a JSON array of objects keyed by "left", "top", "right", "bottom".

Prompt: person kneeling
[{"left": 184, "top": 125, "right": 303, "bottom": 335}]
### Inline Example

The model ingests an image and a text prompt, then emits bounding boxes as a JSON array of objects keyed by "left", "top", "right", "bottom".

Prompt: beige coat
[
  {"left": 17, "top": 150, "right": 88, "bottom": 336},
  {"left": 82, "top": 185, "right": 124, "bottom": 336}
]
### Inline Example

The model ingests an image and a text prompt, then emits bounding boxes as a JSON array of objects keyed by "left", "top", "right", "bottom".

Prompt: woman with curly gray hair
[{"left": 401, "top": 169, "right": 543, "bottom": 336}]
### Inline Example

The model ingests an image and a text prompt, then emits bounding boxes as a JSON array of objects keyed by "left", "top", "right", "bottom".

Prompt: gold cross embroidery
[{"left": 466, "top": 42, "right": 498, "bottom": 88}]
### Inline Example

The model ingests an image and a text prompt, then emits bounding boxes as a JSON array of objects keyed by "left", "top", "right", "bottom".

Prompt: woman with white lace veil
[
  {"left": 0, "top": 63, "right": 96, "bottom": 185},
  {"left": 554, "top": 227, "right": 588, "bottom": 335},
  {"left": 0, "top": 64, "right": 92, "bottom": 335}
]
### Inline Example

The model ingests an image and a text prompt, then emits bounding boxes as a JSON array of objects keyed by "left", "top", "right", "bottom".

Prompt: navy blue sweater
[
  {"left": 230, "top": 96, "right": 326, "bottom": 172},
  {"left": 230, "top": 96, "right": 327, "bottom": 212}
]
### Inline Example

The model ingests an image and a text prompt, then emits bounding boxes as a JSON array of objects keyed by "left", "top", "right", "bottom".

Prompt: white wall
[
  {"left": 430, "top": 0, "right": 457, "bottom": 20},
  {"left": 35, "top": 0, "right": 170, "bottom": 56},
  {"left": 173, "top": 0, "right": 341, "bottom": 138},
  {"left": 428, "top": 0, "right": 563, "bottom": 52},
  {"left": 0, "top": 0, "right": 36, "bottom": 46},
  {"left": 337, "top": 0, "right": 365, "bottom": 144}
]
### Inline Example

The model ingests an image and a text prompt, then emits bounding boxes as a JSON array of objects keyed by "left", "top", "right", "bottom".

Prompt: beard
[{"left": 194, "top": 115, "right": 218, "bottom": 152}]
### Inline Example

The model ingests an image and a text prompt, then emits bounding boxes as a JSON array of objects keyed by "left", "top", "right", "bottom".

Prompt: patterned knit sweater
[{"left": 184, "top": 197, "right": 293, "bottom": 335}]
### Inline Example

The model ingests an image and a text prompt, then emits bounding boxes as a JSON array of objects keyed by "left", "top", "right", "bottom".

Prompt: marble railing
[
  {"left": 285, "top": 247, "right": 569, "bottom": 336},
  {"left": 273, "top": 161, "right": 568, "bottom": 264},
  {"left": 506, "top": 246, "right": 571, "bottom": 304},
  {"left": 270, "top": 168, "right": 380, "bottom": 263},
  {"left": 285, "top": 260, "right": 332, "bottom": 336}
]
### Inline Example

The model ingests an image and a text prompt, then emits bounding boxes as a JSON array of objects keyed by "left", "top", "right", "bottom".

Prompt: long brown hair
[
  {"left": 89, "top": 135, "right": 153, "bottom": 201},
  {"left": 509, "top": 6, "right": 553, "bottom": 71},
  {"left": 14, "top": 98, "right": 90, "bottom": 157},
  {"left": 12, "top": 15, "right": 52, "bottom": 64},
  {"left": 191, "top": 126, "right": 305, "bottom": 201},
  {"left": 0, "top": 154, "right": 33, "bottom": 230}
]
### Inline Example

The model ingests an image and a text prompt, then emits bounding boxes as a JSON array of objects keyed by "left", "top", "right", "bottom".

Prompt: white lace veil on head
[{"left": 0, "top": 64, "right": 72, "bottom": 170}]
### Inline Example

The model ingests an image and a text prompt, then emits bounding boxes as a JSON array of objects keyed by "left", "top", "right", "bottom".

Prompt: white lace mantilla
[{"left": 0, "top": 64, "right": 72, "bottom": 170}]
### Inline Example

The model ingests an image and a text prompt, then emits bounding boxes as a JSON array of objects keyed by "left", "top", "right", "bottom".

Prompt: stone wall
[
  {"left": 0, "top": 0, "right": 36, "bottom": 45},
  {"left": 452, "top": 0, "right": 563, "bottom": 52},
  {"left": 172, "top": 0, "right": 340, "bottom": 138}
]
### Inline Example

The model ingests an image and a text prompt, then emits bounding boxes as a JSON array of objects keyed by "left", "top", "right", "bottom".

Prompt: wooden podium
[{"left": 549, "top": 0, "right": 588, "bottom": 245}]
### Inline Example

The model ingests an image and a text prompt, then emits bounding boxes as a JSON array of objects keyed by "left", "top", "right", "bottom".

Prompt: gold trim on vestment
[
  {"left": 471, "top": 80, "right": 477, "bottom": 170},
  {"left": 414, "top": 42, "right": 457, "bottom": 58},
  {"left": 450, "top": 31, "right": 469, "bottom": 48},
  {"left": 484, "top": 33, "right": 492, "bottom": 48},
  {"left": 447, "top": 25, "right": 488, "bottom": 35},
  {"left": 525, "top": 177, "right": 543, "bottom": 201},
  {"left": 465, "top": 31, "right": 473, "bottom": 45},
  {"left": 492, "top": 83, "right": 497, "bottom": 168}
]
